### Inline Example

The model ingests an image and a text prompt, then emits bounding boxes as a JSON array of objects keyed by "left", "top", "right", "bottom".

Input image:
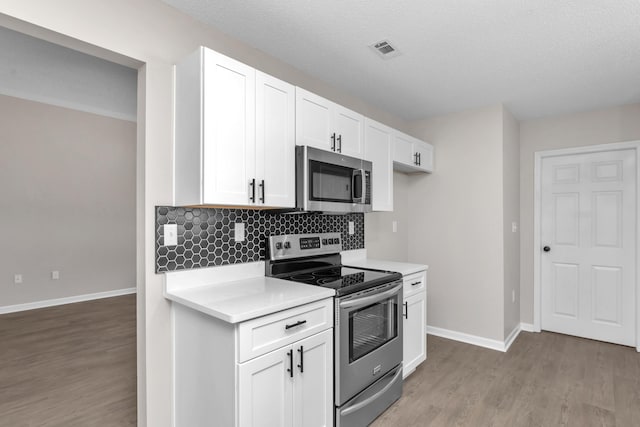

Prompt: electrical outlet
[
  {"left": 234, "top": 223, "right": 245, "bottom": 242},
  {"left": 163, "top": 224, "right": 178, "bottom": 246},
  {"left": 14, "top": 274, "right": 23, "bottom": 284},
  {"left": 512, "top": 289, "right": 516, "bottom": 303},
  {"left": 52, "top": 270, "right": 60, "bottom": 280},
  {"left": 348, "top": 221, "right": 355, "bottom": 235}
]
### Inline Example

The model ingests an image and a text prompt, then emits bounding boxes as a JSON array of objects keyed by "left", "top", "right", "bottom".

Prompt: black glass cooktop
[{"left": 281, "top": 266, "right": 401, "bottom": 296}]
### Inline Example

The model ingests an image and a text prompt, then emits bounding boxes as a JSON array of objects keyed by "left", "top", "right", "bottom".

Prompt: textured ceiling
[{"left": 162, "top": 0, "right": 640, "bottom": 121}]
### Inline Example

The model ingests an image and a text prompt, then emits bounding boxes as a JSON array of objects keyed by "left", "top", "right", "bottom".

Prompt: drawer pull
[
  {"left": 411, "top": 281, "right": 422, "bottom": 286},
  {"left": 285, "top": 320, "right": 307, "bottom": 330}
]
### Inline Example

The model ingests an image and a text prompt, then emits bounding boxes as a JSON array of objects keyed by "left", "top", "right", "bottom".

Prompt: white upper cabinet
[
  {"left": 202, "top": 50, "right": 255, "bottom": 206},
  {"left": 393, "top": 131, "right": 434, "bottom": 173},
  {"left": 255, "top": 71, "right": 296, "bottom": 208},
  {"left": 295, "top": 87, "right": 364, "bottom": 158},
  {"left": 174, "top": 47, "right": 295, "bottom": 207},
  {"left": 364, "top": 118, "right": 394, "bottom": 211}
]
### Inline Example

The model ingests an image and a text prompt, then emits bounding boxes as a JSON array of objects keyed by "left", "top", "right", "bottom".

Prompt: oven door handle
[
  {"left": 339, "top": 283, "right": 402, "bottom": 309},
  {"left": 339, "top": 364, "right": 403, "bottom": 417}
]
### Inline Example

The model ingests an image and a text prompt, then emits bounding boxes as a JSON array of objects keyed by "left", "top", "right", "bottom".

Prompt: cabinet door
[
  {"left": 256, "top": 72, "right": 295, "bottom": 207},
  {"left": 295, "top": 88, "right": 333, "bottom": 151},
  {"left": 403, "top": 292, "right": 426, "bottom": 379},
  {"left": 364, "top": 119, "right": 393, "bottom": 211},
  {"left": 333, "top": 104, "right": 364, "bottom": 158},
  {"left": 414, "top": 141, "right": 434, "bottom": 172},
  {"left": 202, "top": 49, "right": 256, "bottom": 205},
  {"left": 293, "top": 330, "right": 334, "bottom": 427},
  {"left": 238, "top": 347, "right": 294, "bottom": 427},
  {"left": 393, "top": 132, "right": 415, "bottom": 166}
]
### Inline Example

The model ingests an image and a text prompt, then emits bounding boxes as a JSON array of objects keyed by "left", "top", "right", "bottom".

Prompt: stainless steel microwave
[{"left": 296, "top": 146, "right": 372, "bottom": 213}]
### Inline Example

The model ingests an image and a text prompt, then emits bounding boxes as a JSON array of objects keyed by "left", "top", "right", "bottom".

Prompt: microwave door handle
[
  {"left": 352, "top": 169, "right": 365, "bottom": 203},
  {"left": 339, "top": 283, "right": 402, "bottom": 309}
]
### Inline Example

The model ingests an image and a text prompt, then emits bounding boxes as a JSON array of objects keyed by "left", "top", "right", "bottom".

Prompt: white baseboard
[
  {"left": 427, "top": 325, "right": 509, "bottom": 352},
  {"left": 504, "top": 324, "right": 521, "bottom": 352},
  {"left": 520, "top": 322, "right": 536, "bottom": 332},
  {"left": 0, "top": 287, "right": 137, "bottom": 314},
  {"left": 427, "top": 323, "right": 527, "bottom": 353}
]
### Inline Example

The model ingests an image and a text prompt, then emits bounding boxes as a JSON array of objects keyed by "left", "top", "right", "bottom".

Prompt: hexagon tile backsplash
[{"left": 155, "top": 207, "right": 364, "bottom": 273}]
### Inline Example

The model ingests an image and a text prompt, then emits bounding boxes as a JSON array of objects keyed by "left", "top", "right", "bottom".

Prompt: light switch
[
  {"left": 163, "top": 224, "right": 178, "bottom": 246},
  {"left": 235, "top": 223, "right": 245, "bottom": 242},
  {"left": 51, "top": 271, "right": 60, "bottom": 280},
  {"left": 512, "top": 222, "right": 518, "bottom": 233},
  {"left": 392, "top": 221, "right": 398, "bottom": 233},
  {"left": 348, "top": 221, "right": 355, "bottom": 235}
]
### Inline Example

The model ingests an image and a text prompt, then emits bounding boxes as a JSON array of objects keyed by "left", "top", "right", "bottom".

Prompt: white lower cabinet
[
  {"left": 239, "top": 329, "right": 333, "bottom": 427},
  {"left": 402, "top": 270, "right": 427, "bottom": 378},
  {"left": 173, "top": 298, "right": 334, "bottom": 427}
]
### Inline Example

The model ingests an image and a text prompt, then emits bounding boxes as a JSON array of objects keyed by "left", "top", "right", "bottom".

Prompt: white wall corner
[
  {"left": 520, "top": 322, "right": 536, "bottom": 332},
  {"left": 503, "top": 324, "right": 522, "bottom": 352}
]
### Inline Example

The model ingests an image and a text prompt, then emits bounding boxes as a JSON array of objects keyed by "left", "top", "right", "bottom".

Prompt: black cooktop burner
[{"left": 280, "top": 266, "right": 401, "bottom": 296}]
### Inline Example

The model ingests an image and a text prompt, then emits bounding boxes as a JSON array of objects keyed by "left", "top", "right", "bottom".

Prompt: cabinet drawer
[
  {"left": 237, "top": 298, "right": 333, "bottom": 362},
  {"left": 403, "top": 271, "right": 426, "bottom": 297}
]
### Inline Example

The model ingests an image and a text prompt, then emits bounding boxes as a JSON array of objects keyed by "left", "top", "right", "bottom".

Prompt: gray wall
[
  {"left": 365, "top": 172, "right": 410, "bottom": 261},
  {"left": 0, "top": 95, "right": 136, "bottom": 308},
  {"left": 519, "top": 103, "right": 640, "bottom": 324},
  {"left": 408, "top": 106, "right": 506, "bottom": 341},
  {"left": 502, "top": 108, "right": 520, "bottom": 339}
]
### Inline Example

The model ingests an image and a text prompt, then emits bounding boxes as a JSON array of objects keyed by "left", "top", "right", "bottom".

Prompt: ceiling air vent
[{"left": 370, "top": 40, "right": 401, "bottom": 60}]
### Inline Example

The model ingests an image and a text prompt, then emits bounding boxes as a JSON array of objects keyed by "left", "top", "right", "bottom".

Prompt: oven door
[{"left": 335, "top": 281, "right": 403, "bottom": 405}]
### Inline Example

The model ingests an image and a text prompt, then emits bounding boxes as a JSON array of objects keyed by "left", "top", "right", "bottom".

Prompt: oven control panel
[{"left": 269, "top": 232, "right": 342, "bottom": 261}]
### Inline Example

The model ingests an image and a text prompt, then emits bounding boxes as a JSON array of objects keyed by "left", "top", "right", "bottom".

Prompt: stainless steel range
[{"left": 266, "top": 232, "right": 403, "bottom": 426}]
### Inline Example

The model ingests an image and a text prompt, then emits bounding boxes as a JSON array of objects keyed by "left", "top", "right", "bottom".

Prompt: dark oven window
[
  {"left": 348, "top": 299, "right": 398, "bottom": 363},
  {"left": 309, "top": 160, "right": 353, "bottom": 203}
]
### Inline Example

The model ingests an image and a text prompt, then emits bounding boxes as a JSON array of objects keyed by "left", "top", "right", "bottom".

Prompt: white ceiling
[{"left": 162, "top": 0, "right": 640, "bottom": 121}]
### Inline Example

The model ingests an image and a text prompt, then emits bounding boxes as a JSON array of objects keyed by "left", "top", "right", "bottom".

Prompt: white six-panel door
[{"left": 540, "top": 149, "right": 636, "bottom": 346}]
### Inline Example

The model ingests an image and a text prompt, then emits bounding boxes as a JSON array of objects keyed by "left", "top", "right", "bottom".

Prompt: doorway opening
[{"left": 0, "top": 24, "right": 142, "bottom": 425}]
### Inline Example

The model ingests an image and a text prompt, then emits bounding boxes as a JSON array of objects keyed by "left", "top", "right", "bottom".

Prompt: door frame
[{"left": 533, "top": 140, "right": 640, "bottom": 352}]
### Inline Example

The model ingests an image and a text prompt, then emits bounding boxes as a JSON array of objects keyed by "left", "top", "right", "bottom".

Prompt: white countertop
[
  {"left": 341, "top": 250, "right": 428, "bottom": 276},
  {"left": 165, "top": 274, "right": 335, "bottom": 323}
]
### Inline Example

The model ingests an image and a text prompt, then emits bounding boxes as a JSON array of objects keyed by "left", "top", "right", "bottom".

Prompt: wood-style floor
[
  {"left": 3, "top": 296, "right": 639, "bottom": 427},
  {"left": 0, "top": 295, "right": 136, "bottom": 427},
  {"left": 374, "top": 332, "right": 640, "bottom": 427}
]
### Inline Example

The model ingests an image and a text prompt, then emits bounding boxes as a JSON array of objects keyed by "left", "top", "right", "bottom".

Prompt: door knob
[{"left": 543, "top": 246, "right": 551, "bottom": 252}]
